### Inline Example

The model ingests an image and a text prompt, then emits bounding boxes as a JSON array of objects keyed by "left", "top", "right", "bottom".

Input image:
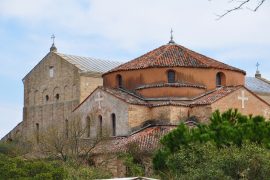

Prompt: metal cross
[
  {"left": 256, "top": 62, "right": 260, "bottom": 71},
  {"left": 170, "top": 28, "right": 173, "bottom": 41},
  {"left": 95, "top": 92, "right": 103, "bottom": 109},
  {"left": 238, "top": 90, "right": 248, "bottom": 109},
  {"left": 51, "top": 34, "right": 55, "bottom": 44}
]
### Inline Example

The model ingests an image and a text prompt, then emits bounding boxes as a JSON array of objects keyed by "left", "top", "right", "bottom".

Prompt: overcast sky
[{"left": 0, "top": 0, "right": 270, "bottom": 138}]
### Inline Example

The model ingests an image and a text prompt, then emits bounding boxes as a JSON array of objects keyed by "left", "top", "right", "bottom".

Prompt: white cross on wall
[
  {"left": 95, "top": 92, "right": 103, "bottom": 109},
  {"left": 238, "top": 90, "right": 248, "bottom": 109},
  {"left": 263, "top": 109, "right": 270, "bottom": 117}
]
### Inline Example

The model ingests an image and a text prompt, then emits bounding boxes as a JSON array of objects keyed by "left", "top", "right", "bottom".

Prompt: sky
[{"left": 0, "top": 0, "right": 270, "bottom": 138}]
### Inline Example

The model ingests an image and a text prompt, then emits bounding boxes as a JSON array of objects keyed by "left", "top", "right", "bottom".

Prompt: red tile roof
[
  {"left": 91, "top": 125, "right": 176, "bottom": 154},
  {"left": 105, "top": 44, "right": 246, "bottom": 75},
  {"left": 74, "top": 86, "right": 245, "bottom": 112},
  {"left": 190, "top": 86, "right": 241, "bottom": 106},
  {"left": 101, "top": 86, "right": 242, "bottom": 107}
]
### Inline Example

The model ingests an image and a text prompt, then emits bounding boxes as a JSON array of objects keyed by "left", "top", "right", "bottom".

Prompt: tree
[
  {"left": 212, "top": 0, "right": 267, "bottom": 19},
  {"left": 155, "top": 143, "right": 270, "bottom": 179},
  {"left": 38, "top": 113, "right": 109, "bottom": 165},
  {"left": 153, "top": 109, "right": 270, "bottom": 173}
]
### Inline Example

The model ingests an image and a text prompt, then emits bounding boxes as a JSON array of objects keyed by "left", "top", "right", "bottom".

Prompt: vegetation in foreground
[
  {"left": 2, "top": 109, "right": 270, "bottom": 179},
  {"left": 153, "top": 109, "right": 270, "bottom": 179},
  {"left": 0, "top": 142, "right": 112, "bottom": 180}
]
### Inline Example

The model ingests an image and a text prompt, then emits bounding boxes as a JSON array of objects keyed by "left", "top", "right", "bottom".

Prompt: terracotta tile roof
[
  {"left": 105, "top": 44, "right": 245, "bottom": 75},
  {"left": 74, "top": 86, "right": 244, "bottom": 112},
  {"left": 190, "top": 86, "right": 241, "bottom": 106},
  {"left": 101, "top": 87, "right": 148, "bottom": 105},
  {"left": 91, "top": 125, "right": 176, "bottom": 154},
  {"left": 100, "top": 86, "right": 243, "bottom": 107},
  {"left": 102, "top": 86, "right": 242, "bottom": 107},
  {"left": 135, "top": 82, "right": 206, "bottom": 90}
]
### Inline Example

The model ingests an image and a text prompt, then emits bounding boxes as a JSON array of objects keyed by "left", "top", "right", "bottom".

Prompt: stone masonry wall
[
  {"left": 72, "top": 89, "right": 130, "bottom": 139},
  {"left": 22, "top": 52, "right": 81, "bottom": 141},
  {"left": 212, "top": 87, "right": 270, "bottom": 119},
  {"left": 79, "top": 73, "right": 103, "bottom": 103}
]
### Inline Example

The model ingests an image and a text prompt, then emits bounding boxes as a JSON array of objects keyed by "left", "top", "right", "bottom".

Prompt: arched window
[
  {"left": 86, "top": 116, "right": 91, "bottom": 138},
  {"left": 49, "top": 66, "right": 54, "bottom": 78},
  {"left": 65, "top": 119, "right": 69, "bottom": 138},
  {"left": 42, "top": 89, "right": 49, "bottom": 104},
  {"left": 45, "top": 95, "right": 49, "bottom": 102},
  {"left": 53, "top": 87, "right": 60, "bottom": 102},
  {"left": 111, "top": 113, "right": 116, "bottom": 136},
  {"left": 167, "top": 70, "right": 175, "bottom": 83},
  {"left": 116, "top": 74, "right": 123, "bottom": 88},
  {"left": 36, "top": 123, "right": 40, "bottom": 143},
  {"left": 55, "top": 94, "right": 60, "bottom": 100},
  {"left": 216, "top": 72, "right": 226, "bottom": 87},
  {"left": 98, "top": 115, "right": 103, "bottom": 136}
]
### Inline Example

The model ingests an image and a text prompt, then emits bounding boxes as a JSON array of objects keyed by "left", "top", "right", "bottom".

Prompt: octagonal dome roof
[{"left": 104, "top": 44, "right": 246, "bottom": 75}]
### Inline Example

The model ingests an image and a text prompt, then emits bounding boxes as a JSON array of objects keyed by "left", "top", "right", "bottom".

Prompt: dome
[{"left": 105, "top": 44, "right": 245, "bottom": 75}]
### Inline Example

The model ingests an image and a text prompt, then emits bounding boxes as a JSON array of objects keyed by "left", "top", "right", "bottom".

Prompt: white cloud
[{"left": 1, "top": 0, "right": 270, "bottom": 50}]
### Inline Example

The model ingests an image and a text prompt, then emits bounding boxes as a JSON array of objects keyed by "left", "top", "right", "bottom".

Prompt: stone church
[{"left": 2, "top": 37, "right": 270, "bottom": 176}]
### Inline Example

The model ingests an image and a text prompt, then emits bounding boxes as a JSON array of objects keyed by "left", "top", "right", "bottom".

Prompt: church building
[
  {"left": 71, "top": 39, "right": 270, "bottom": 140},
  {"left": 2, "top": 35, "right": 270, "bottom": 176}
]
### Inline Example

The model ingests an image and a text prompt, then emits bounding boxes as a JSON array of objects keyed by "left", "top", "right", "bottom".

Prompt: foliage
[
  {"left": 153, "top": 109, "right": 270, "bottom": 178},
  {"left": 120, "top": 153, "right": 144, "bottom": 177},
  {"left": 64, "top": 164, "right": 112, "bottom": 180},
  {"left": 0, "top": 140, "right": 32, "bottom": 157},
  {"left": 156, "top": 143, "right": 270, "bottom": 180},
  {"left": 119, "top": 142, "right": 145, "bottom": 177},
  {"left": 0, "top": 153, "right": 66, "bottom": 179},
  {"left": 0, "top": 152, "right": 113, "bottom": 179}
]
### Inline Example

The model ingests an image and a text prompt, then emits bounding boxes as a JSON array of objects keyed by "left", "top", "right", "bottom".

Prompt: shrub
[
  {"left": 153, "top": 109, "right": 270, "bottom": 179},
  {"left": 0, "top": 154, "right": 66, "bottom": 179}
]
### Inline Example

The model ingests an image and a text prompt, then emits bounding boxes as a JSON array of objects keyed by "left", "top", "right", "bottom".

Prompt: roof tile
[{"left": 106, "top": 44, "right": 245, "bottom": 74}]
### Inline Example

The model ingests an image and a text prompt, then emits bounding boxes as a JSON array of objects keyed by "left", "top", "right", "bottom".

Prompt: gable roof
[
  {"left": 91, "top": 125, "right": 176, "bottom": 154},
  {"left": 74, "top": 86, "right": 254, "bottom": 111},
  {"left": 105, "top": 44, "right": 246, "bottom": 75},
  {"left": 23, "top": 52, "right": 121, "bottom": 80},
  {"left": 245, "top": 77, "right": 270, "bottom": 94},
  {"left": 56, "top": 52, "right": 122, "bottom": 73}
]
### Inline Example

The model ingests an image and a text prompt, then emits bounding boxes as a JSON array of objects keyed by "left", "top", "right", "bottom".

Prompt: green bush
[
  {"left": 64, "top": 165, "right": 112, "bottom": 180},
  {"left": 157, "top": 143, "right": 270, "bottom": 179},
  {"left": 0, "top": 153, "right": 66, "bottom": 179},
  {"left": 153, "top": 109, "right": 270, "bottom": 179}
]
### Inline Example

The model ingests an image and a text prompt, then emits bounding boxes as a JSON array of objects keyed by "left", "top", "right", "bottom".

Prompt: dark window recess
[
  {"left": 99, "top": 115, "right": 103, "bottom": 136},
  {"left": 86, "top": 116, "right": 91, "bottom": 138},
  {"left": 116, "top": 75, "right": 123, "bottom": 88},
  {"left": 216, "top": 73, "right": 222, "bottom": 87},
  {"left": 46, "top": 95, "right": 49, "bottom": 102},
  {"left": 168, "top": 70, "right": 175, "bottom": 83},
  {"left": 65, "top": 119, "right": 69, "bottom": 138},
  {"left": 111, "top": 113, "right": 116, "bottom": 136},
  {"left": 56, "top": 94, "right": 60, "bottom": 100},
  {"left": 36, "top": 123, "right": 40, "bottom": 143}
]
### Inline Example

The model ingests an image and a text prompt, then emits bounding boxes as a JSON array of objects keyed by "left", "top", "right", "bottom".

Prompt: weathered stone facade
[
  {"left": 2, "top": 46, "right": 120, "bottom": 142},
  {"left": 2, "top": 41, "right": 270, "bottom": 178}
]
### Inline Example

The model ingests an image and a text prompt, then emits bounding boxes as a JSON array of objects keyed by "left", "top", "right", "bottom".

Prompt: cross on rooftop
[
  {"left": 168, "top": 28, "right": 175, "bottom": 44},
  {"left": 95, "top": 92, "right": 103, "bottom": 109},
  {"left": 256, "top": 62, "right": 260, "bottom": 71},
  {"left": 238, "top": 90, "right": 248, "bottom": 109},
  {"left": 51, "top": 34, "right": 55, "bottom": 44}
]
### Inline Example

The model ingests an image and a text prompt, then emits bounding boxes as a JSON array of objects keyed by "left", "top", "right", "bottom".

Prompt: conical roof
[{"left": 105, "top": 44, "right": 246, "bottom": 75}]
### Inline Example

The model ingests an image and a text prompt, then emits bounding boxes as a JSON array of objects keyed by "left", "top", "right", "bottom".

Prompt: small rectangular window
[{"left": 49, "top": 66, "right": 54, "bottom": 78}]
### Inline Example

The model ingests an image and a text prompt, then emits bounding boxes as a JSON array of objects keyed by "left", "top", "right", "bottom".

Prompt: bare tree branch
[{"left": 215, "top": 0, "right": 266, "bottom": 20}]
